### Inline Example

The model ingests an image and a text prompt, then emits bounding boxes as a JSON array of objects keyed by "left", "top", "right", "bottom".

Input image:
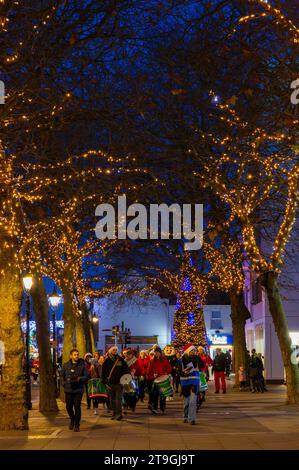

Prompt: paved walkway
[{"left": 1, "top": 381, "right": 299, "bottom": 450}]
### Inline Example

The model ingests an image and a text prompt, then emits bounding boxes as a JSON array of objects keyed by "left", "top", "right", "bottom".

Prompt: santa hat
[
  {"left": 139, "top": 350, "right": 147, "bottom": 355},
  {"left": 122, "top": 348, "right": 132, "bottom": 355},
  {"left": 182, "top": 343, "right": 196, "bottom": 355},
  {"left": 84, "top": 352, "right": 93, "bottom": 360},
  {"left": 108, "top": 345, "right": 118, "bottom": 354}
]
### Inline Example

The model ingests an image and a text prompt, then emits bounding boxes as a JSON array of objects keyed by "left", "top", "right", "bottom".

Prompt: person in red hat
[
  {"left": 146, "top": 346, "right": 172, "bottom": 414},
  {"left": 178, "top": 344, "right": 205, "bottom": 425}
]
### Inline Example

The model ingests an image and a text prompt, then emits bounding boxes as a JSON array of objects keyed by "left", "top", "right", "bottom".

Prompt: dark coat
[
  {"left": 102, "top": 354, "right": 130, "bottom": 385},
  {"left": 212, "top": 353, "right": 227, "bottom": 373},
  {"left": 249, "top": 355, "right": 264, "bottom": 378},
  {"left": 60, "top": 359, "right": 89, "bottom": 394},
  {"left": 178, "top": 355, "right": 205, "bottom": 377}
]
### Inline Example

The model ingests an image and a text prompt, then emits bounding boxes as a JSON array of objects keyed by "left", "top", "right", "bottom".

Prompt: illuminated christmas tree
[{"left": 173, "top": 258, "right": 208, "bottom": 349}]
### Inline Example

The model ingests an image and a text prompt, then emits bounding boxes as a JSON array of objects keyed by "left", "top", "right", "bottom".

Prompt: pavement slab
[{"left": 1, "top": 383, "right": 299, "bottom": 450}]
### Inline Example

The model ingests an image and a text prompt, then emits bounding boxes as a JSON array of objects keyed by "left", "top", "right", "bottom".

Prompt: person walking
[
  {"left": 225, "top": 350, "right": 232, "bottom": 379},
  {"left": 212, "top": 348, "right": 227, "bottom": 394},
  {"left": 248, "top": 349, "right": 261, "bottom": 393},
  {"left": 102, "top": 345, "right": 129, "bottom": 421},
  {"left": 60, "top": 348, "right": 89, "bottom": 432},
  {"left": 137, "top": 350, "right": 149, "bottom": 402},
  {"left": 164, "top": 345, "right": 179, "bottom": 398},
  {"left": 122, "top": 348, "right": 141, "bottom": 412},
  {"left": 198, "top": 346, "right": 213, "bottom": 382},
  {"left": 84, "top": 353, "right": 93, "bottom": 409},
  {"left": 146, "top": 346, "right": 172, "bottom": 414},
  {"left": 97, "top": 354, "right": 110, "bottom": 412},
  {"left": 146, "top": 349, "right": 156, "bottom": 408},
  {"left": 257, "top": 353, "right": 267, "bottom": 392},
  {"left": 179, "top": 344, "right": 205, "bottom": 425},
  {"left": 175, "top": 351, "right": 182, "bottom": 393},
  {"left": 197, "top": 346, "right": 211, "bottom": 407},
  {"left": 89, "top": 357, "right": 101, "bottom": 415}
]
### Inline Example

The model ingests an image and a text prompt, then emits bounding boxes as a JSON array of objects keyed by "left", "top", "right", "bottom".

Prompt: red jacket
[
  {"left": 137, "top": 357, "right": 149, "bottom": 376},
  {"left": 199, "top": 353, "right": 213, "bottom": 371},
  {"left": 146, "top": 356, "right": 172, "bottom": 380}
]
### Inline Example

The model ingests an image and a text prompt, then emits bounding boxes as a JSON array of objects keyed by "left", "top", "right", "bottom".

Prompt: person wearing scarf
[{"left": 102, "top": 346, "right": 129, "bottom": 421}]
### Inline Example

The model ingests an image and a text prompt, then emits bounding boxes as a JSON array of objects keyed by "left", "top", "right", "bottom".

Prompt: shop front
[{"left": 207, "top": 333, "right": 234, "bottom": 359}]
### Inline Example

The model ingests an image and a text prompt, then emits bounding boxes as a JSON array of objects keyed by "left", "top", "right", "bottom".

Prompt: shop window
[
  {"left": 252, "top": 279, "right": 262, "bottom": 305},
  {"left": 210, "top": 311, "right": 223, "bottom": 330}
]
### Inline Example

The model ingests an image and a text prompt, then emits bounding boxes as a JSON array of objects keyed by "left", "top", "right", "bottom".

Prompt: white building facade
[
  {"left": 93, "top": 294, "right": 232, "bottom": 356},
  {"left": 244, "top": 249, "right": 299, "bottom": 381}
]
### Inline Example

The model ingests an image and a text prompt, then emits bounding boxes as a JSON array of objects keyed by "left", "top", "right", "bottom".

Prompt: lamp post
[
  {"left": 22, "top": 275, "right": 33, "bottom": 410},
  {"left": 92, "top": 313, "right": 99, "bottom": 349},
  {"left": 48, "top": 287, "right": 60, "bottom": 389}
]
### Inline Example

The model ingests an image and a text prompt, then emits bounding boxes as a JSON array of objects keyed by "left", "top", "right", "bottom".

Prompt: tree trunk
[
  {"left": 81, "top": 304, "right": 93, "bottom": 354},
  {"left": 262, "top": 271, "right": 299, "bottom": 405},
  {"left": 61, "top": 286, "right": 76, "bottom": 364},
  {"left": 59, "top": 285, "right": 75, "bottom": 402},
  {"left": 90, "top": 322, "right": 95, "bottom": 354},
  {"left": 0, "top": 261, "right": 28, "bottom": 430},
  {"left": 75, "top": 314, "right": 86, "bottom": 357},
  {"left": 31, "top": 275, "right": 58, "bottom": 412},
  {"left": 230, "top": 291, "right": 251, "bottom": 388}
]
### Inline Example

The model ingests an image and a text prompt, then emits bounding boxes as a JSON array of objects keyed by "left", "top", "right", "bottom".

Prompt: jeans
[
  {"left": 183, "top": 390, "right": 197, "bottom": 422},
  {"left": 65, "top": 392, "right": 83, "bottom": 426},
  {"left": 109, "top": 383, "right": 123, "bottom": 418}
]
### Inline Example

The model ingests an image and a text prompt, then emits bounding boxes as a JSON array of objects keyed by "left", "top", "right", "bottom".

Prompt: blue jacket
[{"left": 60, "top": 358, "right": 88, "bottom": 394}]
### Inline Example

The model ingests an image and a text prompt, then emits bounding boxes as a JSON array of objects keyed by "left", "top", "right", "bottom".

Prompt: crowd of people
[
  {"left": 59, "top": 343, "right": 266, "bottom": 432},
  {"left": 240, "top": 349, "right": 268, "bottom": 393}
]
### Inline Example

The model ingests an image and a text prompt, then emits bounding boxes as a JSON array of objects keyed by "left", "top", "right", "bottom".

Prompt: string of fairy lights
[
  {"left": 0, "top": 0, "right": 298, "bottom": 351},
  {"left": 191, "top": 86, "right": 299, "bottom": 275},
  {"left": 237, "top": 0, "right": 299, "bottom": 44}
]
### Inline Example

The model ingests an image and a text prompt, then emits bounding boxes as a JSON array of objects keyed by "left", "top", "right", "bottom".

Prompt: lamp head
[
  {"left": 49, "top": 287, "right": 60, "bottom": 309},
  {"left": 23, "top": 275, "right": 33, "bottom": 292}
]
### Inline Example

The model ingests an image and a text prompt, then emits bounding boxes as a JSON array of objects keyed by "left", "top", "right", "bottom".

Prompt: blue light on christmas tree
[
  {"left": 187, "top": 312, "right": 195, "bottom": 326},
  {"left": 182, "top": 277, "right": 192, "bottom": 292}
]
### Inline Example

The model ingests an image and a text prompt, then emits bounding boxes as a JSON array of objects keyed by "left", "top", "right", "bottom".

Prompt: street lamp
[
  {"left": 22, "top": 274, "right": 33, "bottom": 410},
  {"left": 48, "top": 286, "right": 60, "bottom": 389},
  {"left": 92, "top": 313, "right": 99, "bottom": 324}
]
